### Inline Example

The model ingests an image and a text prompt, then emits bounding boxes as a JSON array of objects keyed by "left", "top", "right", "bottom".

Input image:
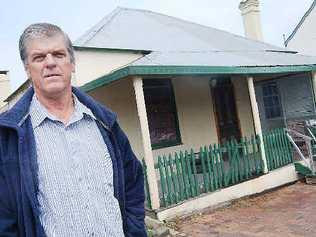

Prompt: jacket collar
[{"left": 0, "top": 87, "right": 117, "bottom": 130}]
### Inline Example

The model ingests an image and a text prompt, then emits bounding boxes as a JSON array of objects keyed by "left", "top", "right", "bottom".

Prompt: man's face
[{"left": 24, "top": 34, "right": 75, "bottom": 99}]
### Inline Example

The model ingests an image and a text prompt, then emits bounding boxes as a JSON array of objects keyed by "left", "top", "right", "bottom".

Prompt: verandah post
[
  {"left": 132, "top": 76, "right": 160, "bottom": 209},
  {"left": 247, "top": 76, "right": 268, "bottom": 173}
]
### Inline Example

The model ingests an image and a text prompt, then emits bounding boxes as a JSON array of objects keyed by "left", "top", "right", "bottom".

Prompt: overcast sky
[{"left": 0, "top": 0, "right": 314, "bottom": 92}]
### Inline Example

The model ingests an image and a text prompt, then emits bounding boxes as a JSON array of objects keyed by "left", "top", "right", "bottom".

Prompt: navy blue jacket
[{"left": 0, "top": 87, "right": 147, "bottom": 237}]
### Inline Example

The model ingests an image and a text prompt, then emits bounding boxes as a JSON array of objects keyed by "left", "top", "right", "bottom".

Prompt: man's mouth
[{"left": 44, "top": 73, "right": 61, "bottom": 78}]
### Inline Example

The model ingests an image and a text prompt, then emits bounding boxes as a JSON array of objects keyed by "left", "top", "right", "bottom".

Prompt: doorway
[{"left": 211, "top": 78, "right": 241, "bottom": 144}]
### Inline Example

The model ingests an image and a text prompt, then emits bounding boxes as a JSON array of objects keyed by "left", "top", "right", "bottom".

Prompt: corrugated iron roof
[
  {"left": 74, "top": 6, "right": 316, "bottom": 93},
  {"left": 130, "top": 50, "right": 316, "bottom": 67},
  {"left": 75, "top": 7, "right": 284, "bottom": 52}
]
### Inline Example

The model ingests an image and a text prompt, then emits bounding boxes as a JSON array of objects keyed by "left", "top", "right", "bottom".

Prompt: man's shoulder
[{"left": 0, "top": 88, "right": 34, "bottom": 125}]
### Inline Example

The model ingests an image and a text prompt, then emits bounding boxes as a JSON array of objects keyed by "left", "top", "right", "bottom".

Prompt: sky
[{"left": 0, "top": 0, "right": 314, "bottom": 92}]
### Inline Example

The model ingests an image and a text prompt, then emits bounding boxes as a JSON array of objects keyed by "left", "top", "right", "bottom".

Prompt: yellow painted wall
[
  {"left": 232, "top": 76, "right": 255, "bottom": 138},
  {"left": 88, "top": 78, "right": 144, "bottom": 159},
  {"left": 152, "top": 77, "right": 218, "bottom": 158},
  {"left": 74, "top": 49, "right": 143, "bottom": 87},
  {"left": 88, "top": 76, "right": 219, "bottom": 160},
  {"left": 87, "top": 76, "right": 256, "bottom": 161}
]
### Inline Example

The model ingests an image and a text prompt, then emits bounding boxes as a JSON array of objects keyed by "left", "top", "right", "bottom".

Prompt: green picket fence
[
  {"left": 142, "top": 159, "right": 152, "bottom": 209},
  {"left": 146, "top": 136, "right": 264, "bottom": 208},
  {"left": 263, "top": 128, "right": 293, "bottom": 171},
  {"left": 143, "top": 128, "right": 295, "bottom": 209}
]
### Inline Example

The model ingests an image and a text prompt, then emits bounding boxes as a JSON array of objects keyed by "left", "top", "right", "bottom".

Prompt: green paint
[
  {"left": 174, "top": 153, "right": 183, "bottom": 201},
  {"left": 163, "top": 155, "right": 172, "bottom": 205},
  {"left": 80, "top": 65, "right": 316, "bottom": 93},
  {"left": 150, "top": 128, "right": 294, "bottom": 209},
  {"left": 142, "top": 160, "right": 152, "bottom": 209},
  {"left": 158, "top": 156, "right": 167, "bottom": 207}
]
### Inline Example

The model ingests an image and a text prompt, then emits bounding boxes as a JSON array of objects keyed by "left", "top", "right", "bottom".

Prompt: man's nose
[{"left": 44, "top": 54, "right": 57, "bottom": 67}]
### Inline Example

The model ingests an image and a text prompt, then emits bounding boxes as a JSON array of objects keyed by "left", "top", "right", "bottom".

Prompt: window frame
[
  {"left": 143, "top": 79, "right": 182, "bottom": 149},
  {"left": 261, "top": 81, "right": 283, "bottom": 120}
]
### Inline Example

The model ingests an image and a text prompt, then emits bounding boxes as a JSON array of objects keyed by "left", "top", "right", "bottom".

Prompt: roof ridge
[
  {"left": 285, "top": 0, "right": 316, "bottom": 46},
  {"left": 74, "top": 7, "right": 123, "bottom": 45},
  {"left": 126, "top": 7, "right": 283, "bottom": 49},
  {"left": 75, "top": 6, "right": 282, "bottom": 50}
]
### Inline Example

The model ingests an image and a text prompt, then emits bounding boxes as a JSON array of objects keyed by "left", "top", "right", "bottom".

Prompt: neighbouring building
[
  {"left": 285, "top": 0, "right": 316, "bottom": 55},
  {"left": 0, "top": 71, "right": 10, "bottom": 112}
]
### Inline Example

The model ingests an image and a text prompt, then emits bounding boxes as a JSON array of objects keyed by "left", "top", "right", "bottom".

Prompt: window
[
  {"left": 143, "top": 79, "right": 181, "bottom": 149},
  {"left": 262, "top": 82, "right": 282, "bottom": 119}
]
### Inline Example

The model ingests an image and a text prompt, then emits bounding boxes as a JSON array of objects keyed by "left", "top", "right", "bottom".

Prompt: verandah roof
[{"left": 80, "top": 50, "right": 316, "bottom": 92}]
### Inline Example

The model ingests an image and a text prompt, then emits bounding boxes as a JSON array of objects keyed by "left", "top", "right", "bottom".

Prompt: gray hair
[{"left": 19, "top": 23, "right": 75, "bottom": 65}]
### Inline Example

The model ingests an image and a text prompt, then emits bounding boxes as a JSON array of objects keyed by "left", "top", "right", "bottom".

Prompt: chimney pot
[{"left": 239, "top": 0, "right": 263, "bottom": 41}]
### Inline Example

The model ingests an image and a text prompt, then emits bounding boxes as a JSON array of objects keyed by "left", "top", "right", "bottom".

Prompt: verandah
[{"left": 143, "top": 128, "right": 293, "bottom": 209}]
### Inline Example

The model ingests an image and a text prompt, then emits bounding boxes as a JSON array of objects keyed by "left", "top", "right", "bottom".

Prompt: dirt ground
[{"left": 171, "top": 181, "right": 316, "bottom": 237}]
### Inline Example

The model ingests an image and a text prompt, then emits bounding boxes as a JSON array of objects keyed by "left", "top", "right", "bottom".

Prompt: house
[
  {"left": 4, "top": 0, "right": 316, "bottom": 217},
  {"left": 73, "top": 2, "right": 316, "bottom": 212},
  {"left": 2, "top": 79, "right": 30, "bottom": 111},
  {"left": 285, "top": 0, "right": 316, "bottom": 55},
  {"left": 0, "top": 70, "right": 11, "bottom": 112}
]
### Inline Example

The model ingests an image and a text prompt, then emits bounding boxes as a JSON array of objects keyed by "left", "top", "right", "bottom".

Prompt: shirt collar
[
  {"left": 71, "top": 95, "right": 96, "bottom": 124},
  {"left": 29, "top": 94, "right": 96, "bottom": 128}
]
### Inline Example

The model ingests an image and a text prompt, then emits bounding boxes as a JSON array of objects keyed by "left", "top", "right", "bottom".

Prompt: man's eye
[
  {"left": 33, "top": 55, "right": 45, "bottom": 62},
  {"left": 54, "top": 52, "right": 65, "bottom": 58}
]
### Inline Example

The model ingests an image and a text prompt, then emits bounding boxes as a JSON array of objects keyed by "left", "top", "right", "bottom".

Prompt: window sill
[{"left": 151, "top": 141, "right": 182, "bottom": 150}]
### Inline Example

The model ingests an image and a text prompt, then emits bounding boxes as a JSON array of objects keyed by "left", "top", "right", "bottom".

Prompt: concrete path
[{"left": 173, "top": 181, "right": 316, "bottom": 237}]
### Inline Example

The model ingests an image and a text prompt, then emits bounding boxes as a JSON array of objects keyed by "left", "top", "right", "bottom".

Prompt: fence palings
[
  {"left": 142, "top": 160, "right": 152, "bottom": 209},
  {"left": 143, "top": 128, "right": 294, "bottom": 208},
  {"left": 263, "top": 128, "right": 293, "bottom": 171},
  {"left": 191, "top": 149, "right": 200, "bottom": 196}
]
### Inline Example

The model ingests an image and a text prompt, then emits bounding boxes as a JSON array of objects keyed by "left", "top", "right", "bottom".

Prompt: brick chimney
[
  {"left": 0, "top": 71, "right": 11, "bottom": 108},
  {"left": 239, "top": 0, "right": 263, "bottom": 41}
]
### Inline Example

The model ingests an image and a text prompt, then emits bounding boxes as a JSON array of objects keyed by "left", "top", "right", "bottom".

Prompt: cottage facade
[{"left": 72, "top": 7, "right": 316, "bottom": 209}]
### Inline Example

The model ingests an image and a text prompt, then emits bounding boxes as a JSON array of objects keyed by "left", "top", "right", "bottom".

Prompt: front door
[{"left": 211, "top": 78, "right": 241, "bottom": 144}]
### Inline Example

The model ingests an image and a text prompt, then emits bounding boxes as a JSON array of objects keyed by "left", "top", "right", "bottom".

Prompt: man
[{"left": 0, "top": 23, "right": 147, "bottom": 237}]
